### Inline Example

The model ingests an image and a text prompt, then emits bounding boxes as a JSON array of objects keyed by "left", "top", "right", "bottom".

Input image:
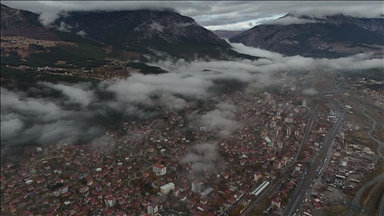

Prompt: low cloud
[
  {"left": 76, "top": 30, "right": 87, "bottom": 37},
  {"left": 262, "top": 16, "right": 318, "bottom": 25},
  {"left": 302, "top": 88, "right": 318, "bottom": 96},
  {"left": 107, "top": 72, "right": 213, "bottom": 104},
  {"left": 2, "top": 40, "right": 383, "bottom": 160},
  {"left": 57, "top": 21, "right": 72, "bottom": 32},
  {"left": 148, "top": 22, "right": 164, "bottom": 32},
  {"left": 38, "top": 11, "right": 69, "bottom": 27},
  {"left": 175, "top": 22, "right": 197, "bottom": 28},
  {"left": 193, "top": 103, "right": 239, "bottom": 136},
  {"left": 160, "top": 94, "right": 187, "bottom": 111},
  {"left": 0, "top": 87, "right": 102, "bottom": 160},
  {"left": 181, "top": 143, "right": 219, "bottom": 172},
  {"left": 38, "top": 11, "right": 61, "bottom": 27},
  {"left": 227, "top": 39, "right": 283, "bottom": 59},
  {"left": 40, "top": 82, "right": 95, "bottom": 107},
  {"left": 228, "top": 41, "right": 384, "bottom": 72},
  {"left": 1, "top": 114, "right": 24, "bottom": 140}
]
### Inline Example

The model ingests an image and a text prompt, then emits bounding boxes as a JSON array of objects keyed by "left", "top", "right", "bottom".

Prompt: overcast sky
[{"left": 2, "top": 1, "right": 384, "bottom": 30}]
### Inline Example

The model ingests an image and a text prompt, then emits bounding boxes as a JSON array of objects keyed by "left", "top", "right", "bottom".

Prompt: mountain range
[
  {"left": 2, "top": 3, "right": 384, "bottom": 64},
  {"left": 229, "top": 13, "right": 384, "bottom": 58},
  {"left": 1, "top": 4, "right": 239, "bottom": 62},
  {"left": 213, "top": 30, "right": 244, "bottom": 39}
]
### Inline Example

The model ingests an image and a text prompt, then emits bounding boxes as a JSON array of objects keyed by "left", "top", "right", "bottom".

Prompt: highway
[
  {"left": 239, "top": 110, "right": 316, "bottom": 216},
  {"left": 294, "top": 109, "right": 317, "bottom": 162},
  {"left": 242, "top": 75, "right": 345, "bottom": 216},
  {"left": 284, "top": 99, "right": 345, "bottom": 216},
  {"left": 379, "top": 192, "right": 384, "bottom": 216},
  {"left": 283, "top": 73, "right": 347, "bottom": 216}
]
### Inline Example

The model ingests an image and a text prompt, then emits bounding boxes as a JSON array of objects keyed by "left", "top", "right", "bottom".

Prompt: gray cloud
[
  {"left": 196, "top": 103, "right": 239, "bottom": 136},
  {"left": 262, "top": 16, "right": 319, "bottom": 25},
  {"left": 107, "top": 72, "right": 214, "bottom": 104},
  {"left": 3, "top": 1, "right": 383, "bottom": 30},
  {"left": 228, "top": 41, "right": 384, "bottom": 72},
  {"left": 228, "top": 40, "right": 283, "bottom": 59},
  {"left": 56, "top": 21, "right": 72, "bottom": 32},
  {"left": 41, "top": 82, "right": 95, "bottom": 107},
  {"left": 38, "top": 10, "right": 69, "bottom": 27},
  {"left": 160, "top": 94, "right": 187, "bottom": 111},
  {"left": 1, "top": 88, "right": 67, "bottom": 121},
  {"left": 38, "top": 11, "right": 60, "bottom": 27},
  {"left": 181, "top": 143, "right": 219, "bottom": 172},
  {"left": 76, "top": 30, "right": 87, "bottom": 37},
  {"left": 1, "top": 114, "right": 24, "bottom": 140},
  {"left": 149, "top": 22, "right": 164, "bottom": 32},
  {"left": 302, "top": 88, "right": 318, "bottom": 96},
  {"left": 1, "top": 39, "right": 383, "bottom": 161}
]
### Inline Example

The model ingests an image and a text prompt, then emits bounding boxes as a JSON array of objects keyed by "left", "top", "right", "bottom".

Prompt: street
[{"left": 284, "top": 99, "right": 345, "bottom": 216}]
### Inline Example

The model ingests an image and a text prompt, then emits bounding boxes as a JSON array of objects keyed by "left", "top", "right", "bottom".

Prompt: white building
[
  {"left": 191, "top": 181, "right": 202, "bottom": 193},
  {"left": 265, "top": 137, "right": 273, "bottom": 147},
  {"left": 285, "top": 117, "right": 293, "bottom": 123},
  {"left": 147, "top": 202, "right": 159, "bottom": 215},
  {"left": 153, "top": 163, "right": 166, "bottom": 176},
  {"left": 104, "top": 196, "right": 116, "bottom": 207},
  {"left": 160, "top": 182, "right": 175, "bottom": 195},
  {"left": 302, "top": 100, "right": 307, "bottom": 107},
  {"left": 58, "top": 185, "right": 68, "bottom": 194}
]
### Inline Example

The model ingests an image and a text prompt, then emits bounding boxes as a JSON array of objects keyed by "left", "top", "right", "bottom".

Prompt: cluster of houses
[{"left": 1, "top": 82, "right": 338, "bottom": 215}]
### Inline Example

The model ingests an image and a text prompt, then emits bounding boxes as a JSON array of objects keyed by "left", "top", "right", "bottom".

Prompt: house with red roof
[{"left": 271, "top": 197, "right": 281, "bottom": 209}]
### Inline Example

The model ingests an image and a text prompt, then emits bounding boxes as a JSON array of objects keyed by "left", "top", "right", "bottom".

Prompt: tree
[
  {"left": 229, "top": 204, "right": 244, "bottom": 216},
  {"left": 281, "top": 196, "right": 289, "bottom": 205},
  {"left": 253, "top": 208, "right": 263, "bottom": 215}
]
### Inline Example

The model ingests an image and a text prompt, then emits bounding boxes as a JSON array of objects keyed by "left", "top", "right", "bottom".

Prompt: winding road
[{"left": 346, "top": 104, "right": 384, "bottom": 216}]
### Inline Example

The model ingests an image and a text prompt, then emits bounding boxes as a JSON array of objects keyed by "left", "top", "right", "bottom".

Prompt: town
[
  {"left": 1, "top": 26, "right": 384, "bottom": 216},
  {"left": 1, "top": 70, "right": 382, "bottom": 216}
]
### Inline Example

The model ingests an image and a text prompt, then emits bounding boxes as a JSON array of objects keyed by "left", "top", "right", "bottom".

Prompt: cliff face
[{"left": 230, "top": 14, "right": 384, "bottom": 58}]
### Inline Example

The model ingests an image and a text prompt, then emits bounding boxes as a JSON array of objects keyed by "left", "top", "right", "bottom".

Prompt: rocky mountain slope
[
  {"left": 52, "top": 10, "right": 229, "bottom": 47},
  {"left": 229, "top": 13, "right": 384, "bottom": 58},
  {"left": 1, "top": 4, "right": 235, "bottom": 60},
  {"left": 1, "top": 4, "right": 60, "bottom": 40},
  {"left": 1, "top": 4, "right": 40, "bottom": 29}
]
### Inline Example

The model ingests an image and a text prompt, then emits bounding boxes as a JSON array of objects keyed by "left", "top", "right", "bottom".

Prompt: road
[
  {"left": 294, "top": 109, "right": 317, "bottom": 162},
  {"left": 284, "top": 99, "right": 345, "bottom": 216},
  {"left": 283, "top": 73, "right": 347, "bottom": 216},
  {"left": 238, "top": 110, "right": 316, "bottom": 216},
  {"left": 240, "top": 182, "right": 273, "bottom": 216},
  {"left": 346, "top": 104, "right": 384, "bottom": 216},
  {"left": 379, "top": 192, "right": 384, "bottom": 216},
  {"left": 358, "top": 104, "right": 384, "bottom": 159}
]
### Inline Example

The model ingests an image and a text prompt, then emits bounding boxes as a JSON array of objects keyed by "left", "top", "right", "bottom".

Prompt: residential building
[
  {"left": 271, "top": 197, "right": 281, "bottom": 209},
  {"left": 191, "top": 181, "right": 202, "bottom": 193},
  {"left": 58, "top": 185, "right": 68, "bottom": 194},
  {"left": 152, "top": 164, "right": 166, "bottom": 176},
  {"left": 147, "top": 202, "right": 159, "bottom": 216},
  {"left": 160, "top": 182, "right": 175, "bottom": 195}
]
